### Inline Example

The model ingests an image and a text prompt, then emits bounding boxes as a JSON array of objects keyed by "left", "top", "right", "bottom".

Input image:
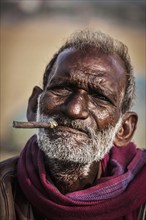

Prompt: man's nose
[{"left": 60, "top": 89, "right": 89, "bottom": 119}]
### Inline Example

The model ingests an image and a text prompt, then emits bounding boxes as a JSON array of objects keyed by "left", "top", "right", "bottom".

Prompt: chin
[{"left": 37, "top": 127, "right": 114, "bottom": 164}]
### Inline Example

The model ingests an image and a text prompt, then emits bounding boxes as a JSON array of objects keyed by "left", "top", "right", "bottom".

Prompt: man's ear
[
  {"left": 114, "top": 111, "right": 138, "bottom": 147},
  {"left": 27, "top": 86, "right": 43, "bottom": 121}
]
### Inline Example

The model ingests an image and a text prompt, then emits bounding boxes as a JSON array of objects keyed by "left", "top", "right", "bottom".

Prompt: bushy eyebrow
[{"left": 70, "top": 70, "right": 118, "bottom": 103}]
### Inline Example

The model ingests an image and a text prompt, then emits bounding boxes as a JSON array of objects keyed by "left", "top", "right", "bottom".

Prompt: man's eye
[
  {"left": 50, "top": 86, "right": 71, "bottom": 95},
  {"left": 91, "top": 92, "right": 110, "bottom": 102}
]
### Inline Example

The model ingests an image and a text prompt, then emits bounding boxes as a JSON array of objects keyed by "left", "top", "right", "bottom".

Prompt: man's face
[{"left": 37, "top": 48, "right": 126, "bottom": 163}]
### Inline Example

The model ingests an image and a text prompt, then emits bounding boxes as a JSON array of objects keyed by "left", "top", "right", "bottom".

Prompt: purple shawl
[{"left": 17, "top": 135, "right": 146, "bottom": 220}]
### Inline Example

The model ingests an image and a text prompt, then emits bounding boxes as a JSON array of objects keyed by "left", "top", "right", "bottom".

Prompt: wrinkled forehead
[{"left": 51, "top": 47, "right": 127, "bottom": 85}]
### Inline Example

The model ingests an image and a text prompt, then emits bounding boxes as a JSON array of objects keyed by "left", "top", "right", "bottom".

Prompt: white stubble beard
[{"left": 36, "top": 96, "right": 122, "bottom": 165}]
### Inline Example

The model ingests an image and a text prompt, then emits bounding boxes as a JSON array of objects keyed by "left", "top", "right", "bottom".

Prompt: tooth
[
  {"left": 49, "top": 119, "right": 58, "bottom": 128},
  {"left": 53, "top": 121, "right": 58, "bottom": 127}
]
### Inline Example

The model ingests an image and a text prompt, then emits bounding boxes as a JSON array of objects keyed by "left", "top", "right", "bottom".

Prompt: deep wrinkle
[
  {"left": 42, "top": 47, "right": 126, "bottom": 133},
  {"left": 46, "top": 48, "right": 126, "bottom": 110},
  {"left": 47, "top": 70, "right": 117, "bottom": 106}
]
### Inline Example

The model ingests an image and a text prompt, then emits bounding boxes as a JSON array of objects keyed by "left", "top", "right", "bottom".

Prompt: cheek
[
  {"left": 92, "top": 107, "right": 121, "bottom": 129},
  {"left": 39, "top": 93, "right": 58, "bottom": 115}
]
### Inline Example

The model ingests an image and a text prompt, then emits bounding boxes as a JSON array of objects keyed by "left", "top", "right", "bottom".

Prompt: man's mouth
[
  {"left": 40, "top": 116, "right": 92, "bottom": 138},
  {"left": 55, "top": 125, "right": 88, "bottom": 136},
  {"left": 44, "top": 122, "right": 89, "bottom": 138}
]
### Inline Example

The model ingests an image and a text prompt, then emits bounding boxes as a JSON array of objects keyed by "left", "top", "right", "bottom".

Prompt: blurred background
[{"left": 0, "top": 0, "right": 145, "bottom": 160}]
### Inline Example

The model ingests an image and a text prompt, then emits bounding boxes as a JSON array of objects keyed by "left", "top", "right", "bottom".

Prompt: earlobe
[
  {"left": 114, "top": 112, "right": 138, "bottom": 147},
  {"left": 27, "top": 86, "right": 43, "bottom": 121}
]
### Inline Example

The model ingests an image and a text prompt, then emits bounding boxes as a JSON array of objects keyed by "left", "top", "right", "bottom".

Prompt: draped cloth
[{"left": 17, "top": 135, "right": 146, "bottom": 220}]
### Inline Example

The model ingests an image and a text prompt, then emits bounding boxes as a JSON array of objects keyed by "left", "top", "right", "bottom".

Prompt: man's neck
[{"left": 44, "top": 156, "right": 101, "bottom": 194}]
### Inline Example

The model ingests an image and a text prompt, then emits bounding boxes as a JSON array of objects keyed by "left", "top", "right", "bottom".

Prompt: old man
[{"left": 0, "top": 30, "right": 146, "bottom": 220}]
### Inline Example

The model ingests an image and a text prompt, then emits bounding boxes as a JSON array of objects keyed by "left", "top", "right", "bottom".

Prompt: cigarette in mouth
[{"left": 12, "top": 120, "right": 58, "bottom": 129}]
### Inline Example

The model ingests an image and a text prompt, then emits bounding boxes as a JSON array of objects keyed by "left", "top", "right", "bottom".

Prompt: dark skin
[{"left": 27, "top": 48, "right": 138, "bottom": 194}]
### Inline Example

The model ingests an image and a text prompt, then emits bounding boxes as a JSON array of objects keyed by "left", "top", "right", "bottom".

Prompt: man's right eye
[{"left": 48, "top": 86, "right": 71, "bottom": 96}]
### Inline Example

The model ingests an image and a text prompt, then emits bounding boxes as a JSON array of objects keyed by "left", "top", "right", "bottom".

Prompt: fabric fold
[{"left": 17, "top": 135, "right": 146, "bottom": 220}]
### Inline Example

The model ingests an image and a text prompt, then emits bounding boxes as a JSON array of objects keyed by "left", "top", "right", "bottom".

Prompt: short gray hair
[{"left": 43, "top": 30, "right": 135, "bottom": 114}]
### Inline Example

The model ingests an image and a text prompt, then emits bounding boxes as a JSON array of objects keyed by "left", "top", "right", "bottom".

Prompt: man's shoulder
[
  {"left": 0, "top": 156, "right": 20, "bottom": 219},
  {"left": 0, "top": 156, "right": 19, "bottom": 182}
]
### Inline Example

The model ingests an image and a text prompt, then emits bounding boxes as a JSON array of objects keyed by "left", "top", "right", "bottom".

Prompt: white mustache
[
  {"left": 56, "top": 116, "right": 89, "bottom": 132},
  {"left": 38, "top": 114, "right": 94, "bottom": 137}
]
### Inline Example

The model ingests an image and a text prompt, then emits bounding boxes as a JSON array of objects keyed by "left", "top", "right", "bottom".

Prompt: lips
[
  {"left": 45, "top": 124, "right": 88, "bottom": 137},
  {"left": 56, "top": 125, "right": 88, "bottom": 136}
]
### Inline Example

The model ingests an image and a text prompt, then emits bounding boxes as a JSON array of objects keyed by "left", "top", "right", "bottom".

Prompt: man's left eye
[{"left": 91, "top": 92, "right": 110, "bottom": 102}]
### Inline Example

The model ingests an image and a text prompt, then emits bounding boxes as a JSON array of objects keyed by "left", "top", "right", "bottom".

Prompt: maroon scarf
[{"left": 17, "top": 135, "right": 146, "bottom": 220}]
